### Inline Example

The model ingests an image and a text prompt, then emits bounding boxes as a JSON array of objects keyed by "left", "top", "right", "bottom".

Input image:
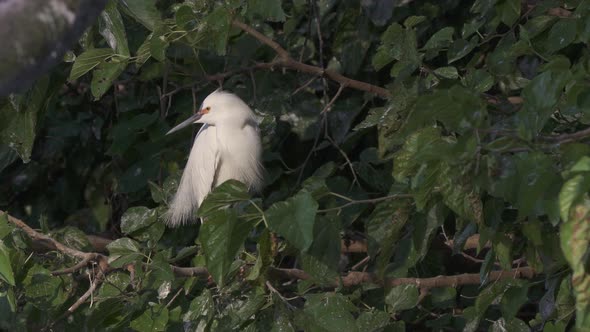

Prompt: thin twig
[
  {"left": 265, "top": 281, "right": 295, "bottom": 309},
  {"left": 231, "top": 20, "right": 390, "bottom": 98},
  {"left": 317, "top": 194, "right": 412, "bottom": 213},
  {"left": 351, "top": 256, "right": 370, "bottom": 271},
  {"left": 320, "top": 84, "right": 345, "bottom": 113},
  {"left": 67, "top": 274, "right": 102, "bottom": 313},
  {"left": 291, "top": 75, "right": 320, "bottom": 96}
]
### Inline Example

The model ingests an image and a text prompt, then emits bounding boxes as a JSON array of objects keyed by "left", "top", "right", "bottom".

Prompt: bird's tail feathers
[{"left": 164, "top": 172, "right": 199, "bottom": 227}]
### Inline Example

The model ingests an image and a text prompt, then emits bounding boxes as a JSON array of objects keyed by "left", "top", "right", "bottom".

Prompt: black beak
[{"left": 166, "top": 113, "right": 202, "bottom": 135}]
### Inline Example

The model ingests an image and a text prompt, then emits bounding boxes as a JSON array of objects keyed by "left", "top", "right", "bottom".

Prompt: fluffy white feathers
[{"left": 165, "top": 90, "right": 263, "bottom": 226}]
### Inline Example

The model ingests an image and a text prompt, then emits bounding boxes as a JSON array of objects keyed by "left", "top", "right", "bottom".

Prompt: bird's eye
[{"left": 206, "top": 107, "right": 211, "bottom": 111}]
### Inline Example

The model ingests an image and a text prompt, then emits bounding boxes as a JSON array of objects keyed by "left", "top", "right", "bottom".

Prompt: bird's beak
[{"left": 166, "top": 112, "right": 202, "bottom": 135}]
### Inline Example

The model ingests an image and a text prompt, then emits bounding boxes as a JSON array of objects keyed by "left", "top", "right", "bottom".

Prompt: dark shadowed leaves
[
  {"left": 199, "top": 209, "right": 253, "bottom": 286},
  {"left": 265, "top": 190, "right": 318, "bottom": 252}
]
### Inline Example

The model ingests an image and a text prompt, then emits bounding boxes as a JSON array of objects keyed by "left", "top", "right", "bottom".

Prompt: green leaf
[
  {"left": 303, "top": 293, "right": 358, "bottom": 332},
  {"left": 385, "top": 285, "right": 420, "bottom": 312},
  {"left": 91, "top": 60, "right": 128, "bottom": 100},
  {"left": 52, "top": 226, "right": 92, "bottom": 251},
  {"left": 301, "top": 216, "right": 341, "bottom": 283},
  {"left": 523, "top": 15, "right": 557, "bottom": 39},
  {"left": 424, "top": 27, "right": 454, "bottom": 50},
  {"left": 68, "top": 48, "right": 114, "bottom": 81},
  {"left": 433, "top": 66, "right": 459, "bottom": 79},
  {"left": 266, "top": 190, "right": 318, "bottom": 252},
  {"left": 559, "top": 173, "right": 590, "bottom": 221},
  {"left": 490, "top": 318, "right": 530, "bottom": 332},
  {"left": 198, "top": 180, "right": 250, "bottom": 217},
  {"left": 0, "top": 214, "right": 13, "bottom": 240},
  {"left": 99, "top": 0, "right": 130, "bottom": 56},
  {"left": 130, "top": 304, "right": 169, "bottom": 332},
  {"left": 404, "top": 16, "right": 426, "bottom": 28},
  {"left": 354, "top": 107, "right": 387, "bottom": 131},
  {"left": 496, "top": 0, "right": 520, "bottom": 26},
  {"left": 500, "top": 285, "right": 529, "bottom": 319},
  {"left": 23, "top": 265, "right": 70, "bottom": 308},
  {"left": 199, "top": 209, "right": 253, "bottom": 286},
  {"left": 120, "top": 206, "right": 163, "bottom": 242},
  {"left": 0, "top": 77, "right": 49, "bottom": 163},
  {"left": 150, "top": 28, "right": 169, "bottom": 62},
  {"left": 247, "top": 229, "right": 272, "bottom": 281},
  {"left": 121, "top": 206, "right": 157, "bottom": 234},
  {"left": 560, "top": 201, "right": 590, "bottom": 328},
  {"left": 119, "top": 0, "right": 162, "bottom": 31},
  {"left": 248, "top": 0, "right": 286, "bottom": 22},
  {"left": 447, "top": 37, "right": 478, "bottom": 63},
  {"left": 183, "top": 289, "right": 214, "bottom": 324},
  {"left": 0, "top": 241, "right": 14, "bottom": 286},
  {"left": 372, "top": 23, "right": 420, "bottom": 73},
  {"left": 356, "top": 310, "right": 390, "bottom": 331},
  {"left": 366, "top": 200, "right": 410, "bottom": 276},
  {"left": 546, "top": 19, "right": 578, "bottom": 53},
  {"left": 203, "top": 7, "right": 231, "bottom": 55},
  {"left": 135, "top": 34, "right": 152, "bottom": 67},
  {"left": 175, "top": 5, "right": 197, "bottom": 30},
  {"left": 107, "top": 237, "right": 141, "bottom": 256}
]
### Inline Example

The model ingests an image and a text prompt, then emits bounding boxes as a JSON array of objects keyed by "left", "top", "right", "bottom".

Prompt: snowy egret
[{"left": 165, "top": 90, "right": 264, "bottom": 226}]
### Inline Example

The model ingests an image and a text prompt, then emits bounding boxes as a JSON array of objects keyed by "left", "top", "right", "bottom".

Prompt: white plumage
[{"left": 165, "top": 90, "right": 263, "bottom": 226}]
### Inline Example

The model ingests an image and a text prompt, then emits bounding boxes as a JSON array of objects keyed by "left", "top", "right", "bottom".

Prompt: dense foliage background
[{"left": 1, "top": 0, "right": 590, "bottom": 330}]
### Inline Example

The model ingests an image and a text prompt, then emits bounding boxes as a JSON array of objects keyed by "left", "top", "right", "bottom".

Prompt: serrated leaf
[
  {"left": 265, "top": 190, "right": 318, "bottom": 252},
  {"left": 404, "top": 16, "right": 426, "bottom": 28},
  {"left": 496, "top": 0, "right": 520, "bottom": 26},
  {"left": 424, "top": 27, "right": 454, "bottom": 50},
  {"left": 559, "top": 173, "right": 590, "bottom": 221},
  {"left": 121, "top": 206, "right": 157, "bottom": 235},
  {"left": 130, "top": 304, "right": 169, "bottom": 332},
  {"left": 546, "top": 19, "right": 578, "bottom": 53},
  {"left": 68, "top": 48, "right": 114, "bottom": 81},
  {"left": 385, "top": 285, "right": 419, "bottom": 312},
  {"left": 119, "top": 0, "right": 162, "bottom": 31},
  {"left": 248, "top": 0, "right": 286, "bottom": 22},
  {"left": 176, "top": 5, "right": 197, "bottom": 30},
  {"left": 303, "top": 293, "right": 358, "bottom": 332},
  {"left": 354, "top": 107, "right": 388, "bottom": 131},
  {"left": 447, "top": 37, "right": 478, "bottom": 63},
  {"left": 120, "top": 206, "right": 163, "bottom": 242},
  {"left": 107, "top": 237, "right": 141, "bottom": 256},
  {"left": 199, "top": 209, "right": 253, "bottom": 286},
  {"left": 99, "top": 1, "right": 130, "bottom": 56},
  {"left": 434, "top": 66, "right": 459, "bottom": 79},
  {"left": 500, "top": 285, "right": 529, "bottom": 319},
  {"left": 0, "top": 242, "right": 14, "bottom": 286},
  {"left": 135, "top": 33, "right": 152, "bottom": 67},
  {"left": 23, "top": 265, "right": 70, "bottom": 308},
  {"left": 91, "top": 60, "right": 128, "bottom": 100},
  {"left": 0, "top": 77, "right": 49, "bottom": 163},
  {"left": 203, "top": 7, "right": 231, "bottom": 55},
  {"left": 198, "top": 180, "right": 250, "bottom": 217}
]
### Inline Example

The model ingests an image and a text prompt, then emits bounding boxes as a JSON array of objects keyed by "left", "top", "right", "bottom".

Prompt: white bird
[{"left": 165, "top": 90, "right": 263, "bottom": 226}]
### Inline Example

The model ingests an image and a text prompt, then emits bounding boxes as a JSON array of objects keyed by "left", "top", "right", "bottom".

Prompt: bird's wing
[{"left": 166, "top": 124, "right": 219, "bottom": 226}]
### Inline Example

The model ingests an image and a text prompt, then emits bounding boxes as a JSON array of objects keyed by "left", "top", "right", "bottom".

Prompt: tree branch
[
  {"left": 231, "top": 20, "right": 391, "bottom": 98},
  {"left": 2, "top": 210, "right": 89, "bottom": 260},
  {"left": 269, "top": 266, "right": 536, "bottom": 288},
  {"left": 541, "top": 127, "right": 590, "bottom": 145}
]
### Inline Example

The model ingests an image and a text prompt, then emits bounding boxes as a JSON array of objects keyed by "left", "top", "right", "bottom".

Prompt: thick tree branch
[
  {"left": 269, "top": 266, "right": 536, "bottom": 288},
  {"left": 3, "top": 211, "right": 537, "bottom": 292},
  {"left": 231, "top": 20, "right": 391, "bottom": 98},
  {"left": 2, "top": 210, "right": 89, "bottom": 260}
]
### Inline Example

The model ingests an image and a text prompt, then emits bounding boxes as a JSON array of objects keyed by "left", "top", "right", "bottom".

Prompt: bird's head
[{"left": 166, "top": 89, "right": 254, "bottom": 135}]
